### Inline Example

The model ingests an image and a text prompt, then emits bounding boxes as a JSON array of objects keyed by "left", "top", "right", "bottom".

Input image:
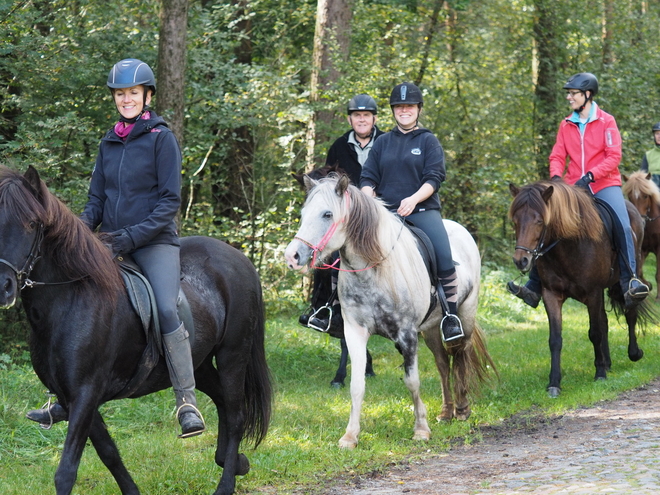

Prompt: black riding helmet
[
  {"left": 564, "top": 73, "right": 598, "bottom": 113},
  {"left": 652, "top": 122, "right": 660, "bottom": 132},
  {"left": 107, "top": 59, "right": 156, "bottom": 95},
  {"left": 389, "top": 82, "right": 423, "bottom": 108},
  {"left": 347, "top": 94, "right": 377, "bottom": 115}
]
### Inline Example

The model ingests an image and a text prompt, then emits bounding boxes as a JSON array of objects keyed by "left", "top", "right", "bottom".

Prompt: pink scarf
[{"left": 114, "top": 111, "right": 151, "bottom": 140}]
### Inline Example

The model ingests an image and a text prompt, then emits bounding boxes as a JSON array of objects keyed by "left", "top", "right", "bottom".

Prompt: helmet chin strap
[{"left": 577, "top": 91, "right": 592, "bottom": 113}]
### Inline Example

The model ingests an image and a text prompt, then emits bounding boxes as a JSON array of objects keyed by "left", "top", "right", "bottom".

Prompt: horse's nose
[
  {"left": 0, "top": 275, "right": 17, "bottom": 309},
  {"left": 512, "top": 255, "right": 531, "bottom": 273}
]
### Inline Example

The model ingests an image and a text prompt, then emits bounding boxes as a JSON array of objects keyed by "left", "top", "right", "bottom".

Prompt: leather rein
[{"left": 514, "top": 225, "right": 560, "bottom": 262}]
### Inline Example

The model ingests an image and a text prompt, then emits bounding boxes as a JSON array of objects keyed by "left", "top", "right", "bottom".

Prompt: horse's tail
[
  {"left": 242, "top": 291, "right": 273, "bottom": 448},
  {"left": 452, "top": 322, "right": 498, "bottom": 396}
]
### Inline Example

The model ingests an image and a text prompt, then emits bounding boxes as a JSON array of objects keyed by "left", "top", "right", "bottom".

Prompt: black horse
[
  {"left": 0, "top": 166, "right": 271, "bottom": 495},
  {"left": 292, "top": 163, "right": 375, "bottom": 387}
]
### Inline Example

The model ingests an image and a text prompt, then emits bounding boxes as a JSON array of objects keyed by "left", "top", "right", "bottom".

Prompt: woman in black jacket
[{"left": 27, "top": 59, "right": 205, "bottom": 438}]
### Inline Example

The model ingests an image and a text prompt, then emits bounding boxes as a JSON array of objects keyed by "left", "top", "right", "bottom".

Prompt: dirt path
[{"left": 314, "top": 378, "right": 660, "bottom": 494}]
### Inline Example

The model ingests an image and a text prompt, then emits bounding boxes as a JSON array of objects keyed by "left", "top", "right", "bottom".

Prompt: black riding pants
[
  {"left": 407, "top": 209, "right": 454, "bottom": 274},
  {"left": 132, "top": 243, "right": 181, "bottom": 335}
]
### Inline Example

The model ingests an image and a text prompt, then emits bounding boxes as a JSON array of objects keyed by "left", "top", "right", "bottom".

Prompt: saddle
[{"left": 110, "top": 254, "right": 195, "bottom": 400}]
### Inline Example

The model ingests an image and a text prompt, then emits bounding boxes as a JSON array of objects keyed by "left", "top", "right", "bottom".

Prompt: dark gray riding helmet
[
  {"left": 389, "top": 82, "right": 423, "bottom": 108},
  {"left": 107, "top": 59, "right": 156, "bottom": 95},
  {"left": 563, "top": 72, "right": 598, "bottom": 98},
  {"left": 347, "top": 94, "right": 377, "bottom": 114}
]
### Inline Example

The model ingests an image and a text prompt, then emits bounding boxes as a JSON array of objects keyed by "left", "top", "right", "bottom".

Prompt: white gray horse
[{"left": 285, "top": 174, "right": 495, "bottom": 449}]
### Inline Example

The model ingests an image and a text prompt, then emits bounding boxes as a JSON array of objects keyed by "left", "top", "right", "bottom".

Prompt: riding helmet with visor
[
  {"left": 107, "top": 59, "right": 156, "bottom": 95},
  {"left": 347, "top": 94, "right": 378, "bottom": 115},
  {"left": 389, "top": 82, "right": 423, "bottom": 108}
]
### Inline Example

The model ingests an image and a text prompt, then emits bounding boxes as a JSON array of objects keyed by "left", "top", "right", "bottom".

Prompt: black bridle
[
  {"left": 0, "top": 222, "right": 87, "bottom": 290},
  {"left": 514, "top": 225, "right": 560, "bottom": 263},
  {"left": 0, "top": 222, "right": 44, "bottom": 290}
]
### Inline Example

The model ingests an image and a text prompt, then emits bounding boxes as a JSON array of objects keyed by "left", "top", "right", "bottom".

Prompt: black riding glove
[
  {"left": 109, "top": 229, "right": 134, "bottom": 258},
  {"left": 551, "top": 175, "right": 562, "bottom": 182},
  {"left": 574, "top": 172, "right": 594, "bottom": 191}
]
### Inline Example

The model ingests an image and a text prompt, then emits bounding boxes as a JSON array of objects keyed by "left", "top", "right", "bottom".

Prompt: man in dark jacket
[
  {"left": 325, "top": 94, "right": 384, "bottom": 183},
  {"left": 300, "top": 94, "right": 384, "bottom": 332}
]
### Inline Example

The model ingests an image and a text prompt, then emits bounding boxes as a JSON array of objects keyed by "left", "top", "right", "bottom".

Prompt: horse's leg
[
  {"left": 330, "top": 338, "right": 349, "bottom": 387},
  {"left": 88, "top": 411, "right": 139, "bottom": 495},
  {"left": 365, "top": 348, "right": 376, "bottom": 377},
  {"left": 624, "top": 305, "right": 644, "bottom": 362},
  {"left": 654, "top": 250, "right": 660, "bottom": 301},
  {"left": 53, "top": 394, "right": 98, "bottom": 494},
  {"left": 338, "top": 322, "right": 369, "bottom": 449},
  {"left": 399, "top": 332, "right": 431, "bottom": 441},
  {"left": 543, "top": 293, "right": 564, "bottom": 398},
  {"left": 195, "top": 358, "right": 250, "bottom": 493},
  {"left": 586, "top": 292, "right": 609, "bottom": 380},
  {"left": 421, "top": 328, "right": 453, "bottom": 421}
]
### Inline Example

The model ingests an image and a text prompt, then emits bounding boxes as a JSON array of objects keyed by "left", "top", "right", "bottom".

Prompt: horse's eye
[
  {"left": 28, "top": 221, "right": 37, "bottom": 230},
  {"left": 323, "top": 211, "right": 333, "bottom": 219}
]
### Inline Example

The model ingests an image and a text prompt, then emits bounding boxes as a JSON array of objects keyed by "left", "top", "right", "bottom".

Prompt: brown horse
[
  {"left": 509, "top": 180, "right": 649, "bottom": 397},
  {"left": 623, "top": 171, "right": 660, "bottom": 300}
]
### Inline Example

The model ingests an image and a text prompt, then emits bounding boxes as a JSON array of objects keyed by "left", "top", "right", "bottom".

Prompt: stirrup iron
[{"left": 306, "top": 305, "right": 332, "bottom": 333}]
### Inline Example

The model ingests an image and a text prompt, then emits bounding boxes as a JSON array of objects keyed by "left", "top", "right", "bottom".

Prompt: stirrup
[
  {"left": 176, "top": 403, "right": 206, "bottom": 439},
  {"left": 441, "top": 314, "right": 464, "bottom": 342},
  {"left": 306, "top": 305, "right": 332, "bottom": 333}
]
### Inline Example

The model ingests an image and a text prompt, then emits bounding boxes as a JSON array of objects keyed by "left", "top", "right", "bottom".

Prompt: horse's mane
[
  {"left": 309, "top": 175, "right": 427, "bottom": 295},
  {"left": 0, "top": 167, "right": 122, "bottom": 300},
  {"left": 622, "top": 171, "right": 660, "bottom": 205},
  {"left": 510, "top": 180, "right": 603, "bottom": 241}
]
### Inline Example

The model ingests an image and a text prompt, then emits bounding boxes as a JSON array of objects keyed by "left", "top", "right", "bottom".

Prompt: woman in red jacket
[{"left": 509, "top": 73, "right": 648, "bottom": 310}]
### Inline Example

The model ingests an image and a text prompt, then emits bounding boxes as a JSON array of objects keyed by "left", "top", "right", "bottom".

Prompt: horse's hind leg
[
  {"left": 399, "top": 333, "right": 431, "bottom": 441},
  {"left": 586, "top": 294, "right": 610, "bottom": 380},
  {"left": 88, "top": 411, "right": 139, "bottom": 495},
  {"left": 422, "top": 328, "right": 454, "bottom": 421},
  {"left": 624, "top": 307, "right": 644, "bottom": 362}
]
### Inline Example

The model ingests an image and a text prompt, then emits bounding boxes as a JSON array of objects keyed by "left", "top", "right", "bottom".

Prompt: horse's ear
[
  {"left": 303, "top": 174, "right": 317, "bottom": 193},
  {"left": 647, "top": 173, "right": 653, "bottom": 181},
  {"left": 622, "top": 174, "right": 629, "bottom": 182},
  {"left": 291, "top": 172, "right": 304, "bottom": 187},
  {"left": 335, "top": 174, "right": 350, "bottom": 196},
  {"left": 509, "top": 183, "right": 520, "bottom": 197},
  {"left": 542, "top": 185, "right": 554, "bottom": 202},
  {"left": 23, "top": 166, "right": 44, "bottom": 200}
]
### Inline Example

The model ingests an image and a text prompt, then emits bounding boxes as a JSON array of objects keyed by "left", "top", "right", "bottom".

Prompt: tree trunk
[
  {"left": 532, "top": 0, "right": 562, "bottom": 179},
  {"left": 306, "top": 0, "right": 353, "bottom": 171},
  {"left": 157, "top": 0, "right": 188, "bottom": 145}
]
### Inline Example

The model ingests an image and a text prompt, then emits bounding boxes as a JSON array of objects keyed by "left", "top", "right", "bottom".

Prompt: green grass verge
[{"left": 2, "top": 266, "right": 660, "bottom": 494}]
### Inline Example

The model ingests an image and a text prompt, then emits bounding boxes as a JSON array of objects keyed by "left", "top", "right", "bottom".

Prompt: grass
[{"left": 2, "top": 265, "right": 660, "bottom": 494}]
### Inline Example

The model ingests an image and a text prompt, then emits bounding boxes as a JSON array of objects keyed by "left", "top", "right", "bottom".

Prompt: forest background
[{"left": 1, "top": 0, "right": 660, "bottom": 327}]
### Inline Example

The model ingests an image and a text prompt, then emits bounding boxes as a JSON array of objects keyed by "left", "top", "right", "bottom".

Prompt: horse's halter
[
  {"left": 0, "top": 222, "right": 44, "bottom": 290},
  {"left": 514, "top": 224, "right": 559, "bottom": 262},
  {"left": 294, "top": 191, "right": 350, "bottom": 270}
]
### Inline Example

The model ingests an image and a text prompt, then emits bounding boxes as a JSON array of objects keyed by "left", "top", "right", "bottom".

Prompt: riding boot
[
  {"left": 624, "top": 277, "right": 649, "bottom": 310},
  {"left": 163, "top": 323, "right": 206, "bottom": 438},
  {"left": 507, "top": 266, "right": 542, "bottom": 308},
  {"left": 438, "top": 268, "right": 464, "bottom": 341},
  {"left": 26, "top": 400, "right": 68, "bottom": 428}
]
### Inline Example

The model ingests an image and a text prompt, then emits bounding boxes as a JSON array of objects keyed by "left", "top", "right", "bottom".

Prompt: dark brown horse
[
  {"left": 0, "top": 166, "right": 271, "bottom": 495},
  {"left": 623, "top": 171, "right": 660, "bottom": 300},
  {"left": 509, "top": 180, "right": 649, "bottom": 397}
]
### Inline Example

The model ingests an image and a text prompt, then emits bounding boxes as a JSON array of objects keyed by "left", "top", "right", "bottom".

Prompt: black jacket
[
  {"left": 360, "top": 127, "right": 445, "bottom": 212},
  {"left": 325, "top": 126, "right": 384, "bottom": 184},
  {"left": 80, "top": 111, "right": 182, "bottom": 249}
]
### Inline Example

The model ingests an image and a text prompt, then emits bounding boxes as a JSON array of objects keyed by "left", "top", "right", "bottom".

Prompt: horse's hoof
[
  {"left": 412, "top": 429, "right": 431, "bottom": 441},
  {"left": 454, "top": 406, "right": 472, "bottom": 421},
  {"left": 365, "top": 371, "right": 376, "bottom": 378},
  {"left": 436, "top": 405, "right": 454, "bottom": 422},
  {"left": 330, "top": 380, "right": 344, "bottom": 388},
  {"left": 547, "top": 386, "right": 561, "bottom": 398},
  {"left": 595, "top": 376, "right": 607, "bottom": 382},
  {"left": 338, "top": 435, "right": 357, "bottom": 449},
  {"left": 629, "top": 349, "right": 644, "bottom": 362},
  {"left": 236, "top": 454, "right": 250, "bottom": 476}
]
